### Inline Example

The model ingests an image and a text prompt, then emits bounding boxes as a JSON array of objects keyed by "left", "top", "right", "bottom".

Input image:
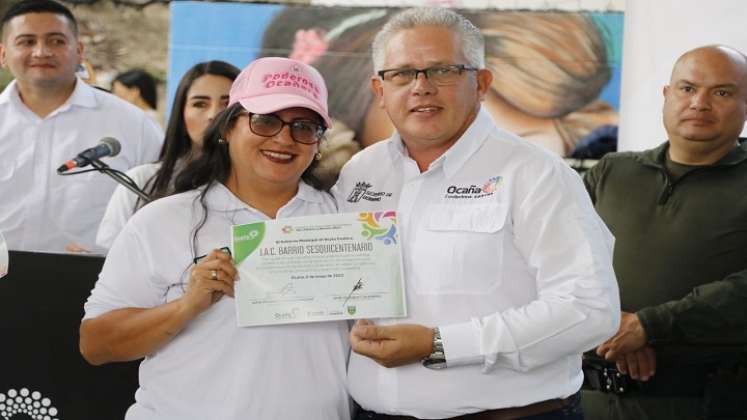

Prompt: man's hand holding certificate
[{"left": 231, "top": 211, "right": 407, "bottom": 326}]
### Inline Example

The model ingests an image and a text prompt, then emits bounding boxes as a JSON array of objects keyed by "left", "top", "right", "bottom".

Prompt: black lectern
[{"left": 0, "top": 251, "right": 139, "bottom": 420}]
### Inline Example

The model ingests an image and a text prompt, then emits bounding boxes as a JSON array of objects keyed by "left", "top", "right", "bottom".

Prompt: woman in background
[
  {"left": 111, "top": 68, "right": 160, "bottom": 124},
  {"left": 96, "top": 61, "right": 240, "bottom": 249}
]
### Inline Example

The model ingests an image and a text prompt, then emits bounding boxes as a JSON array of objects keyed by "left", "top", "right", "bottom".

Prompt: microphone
[{"left": 57, "top": 137, "right": 121, "bottom": 173}]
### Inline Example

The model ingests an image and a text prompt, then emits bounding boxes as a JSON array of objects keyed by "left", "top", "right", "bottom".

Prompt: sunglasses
[{"left": 241, "top": 112, "right": 326, "bottom": 145}]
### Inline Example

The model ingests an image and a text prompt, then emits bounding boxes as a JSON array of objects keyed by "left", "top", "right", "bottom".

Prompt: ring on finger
[{"left": 211, "top": 269, "right": 218, "bottom": 280}]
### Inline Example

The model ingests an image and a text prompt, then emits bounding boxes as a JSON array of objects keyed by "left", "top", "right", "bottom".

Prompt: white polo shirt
[
  {"left": 84, "top": 182, "right": 351, "bottom": 420},
  {"left": 95, "top": 162, "right": 160, "bottom": 250},
  {"left": 333, "top": 109, "right": 619, "bottom": 418},
  {"left": 0, "top": 79, "right": 162, "bottom": 253}
]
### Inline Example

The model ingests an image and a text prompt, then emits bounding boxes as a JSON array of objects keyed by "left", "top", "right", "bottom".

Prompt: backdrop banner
[{"left": 0, "top": 251, "right": 139, "bottom": 420}]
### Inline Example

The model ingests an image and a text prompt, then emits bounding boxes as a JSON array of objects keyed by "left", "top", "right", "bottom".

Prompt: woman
[
  {"left": 96, "top": 61, "right": 240, "bottom": 249},
  {"left": 80, "top": 57, "right": 349, "bottom": 419},
  {"left": 111, "top": 68, "right": 160, "bottom": 124}
]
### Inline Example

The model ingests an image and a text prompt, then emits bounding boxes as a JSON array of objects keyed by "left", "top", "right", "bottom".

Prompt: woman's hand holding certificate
[{"left": 183, "top": 249, "right": 238, "bottom": 316}]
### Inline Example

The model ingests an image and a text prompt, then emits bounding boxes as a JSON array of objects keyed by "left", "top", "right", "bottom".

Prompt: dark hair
[
  {"left": 1, "top": 0, "right": 78, "bottom": 38},
  {"left": 174, "top": 102, "right": 324, "bottom": 257},
  {"left": 113, "top": 68, "right": 158, "bottom": 110},
  {"left": 142, "top": 60, "right": 240, "bottom": 205},
  {"left": 174, "top": 102, "right": 323, "bottom": 193}
]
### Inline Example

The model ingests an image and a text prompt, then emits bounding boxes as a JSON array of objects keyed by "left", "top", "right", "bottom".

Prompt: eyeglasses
[
  {"left": 243, "top": 112, "right": 325, "bottom": 145},
  {"left": 377, "top": 64, "right": 478, "bottom": 86}
]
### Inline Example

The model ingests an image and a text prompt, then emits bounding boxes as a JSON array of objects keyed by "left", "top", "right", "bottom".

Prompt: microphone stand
[{"left": 89, "top": 159, "right": 150, "bottom": 203}]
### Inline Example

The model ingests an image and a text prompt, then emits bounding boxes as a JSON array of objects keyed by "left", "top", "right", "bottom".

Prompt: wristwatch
[{"left": 422, "top": 327, "right": 447, "bottom": 370}]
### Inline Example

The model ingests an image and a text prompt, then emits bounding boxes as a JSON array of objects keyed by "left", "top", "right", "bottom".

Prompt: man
[
  {"left": 582, "top": 45, "right": 747, "bottom": 419},
  {"left": 332, "top": 8, "right": 620, "bottom": 419},
  {"left": 0, "top": 0, "right": 162, "bottom": 253}
]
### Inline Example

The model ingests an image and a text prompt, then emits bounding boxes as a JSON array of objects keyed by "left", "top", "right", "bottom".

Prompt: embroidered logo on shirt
[
  {"left": 445, "top": 176, "right": 502, "bottom": 199},
  {"left": 346, "top": 181, "right": 393, "bottom": 203},
  {"left": 482, "top": 176, "right": 502, "bottom": 193}
]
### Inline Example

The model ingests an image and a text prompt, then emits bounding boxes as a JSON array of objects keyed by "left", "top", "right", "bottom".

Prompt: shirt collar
[
  {"left": 0, "top": 78, "right": 98, "bottom": 115},
  {"left": 0, "top": 80, "right": 18, "bottom": 105},
  {"left": 439, "top": 107, "right": 494, "bottom": 179},
  {"left": 716, "top": 138, "right": 747, "bottom": 166},
  {"left": 56, "top": 78, "right": 98, "bottom": 112},
  {"left": 637, "top": 138, "right": 747, "bottom": 169},
  {"left": 385, "top": 107, "right": 494, "bottom": 178},
  {"left": 204, "top": 180, "right": 324, "bottom": 214},
  {"left": 0, "top": 80, "right": 25, "bottom": 109},
  {"left": 386, "top": 131, "right": 408, "bottom": 161}
]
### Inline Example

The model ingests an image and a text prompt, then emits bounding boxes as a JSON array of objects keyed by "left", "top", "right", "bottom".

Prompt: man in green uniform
[{"left": 582, "top": 45, "right": 747, "bottom": 419}]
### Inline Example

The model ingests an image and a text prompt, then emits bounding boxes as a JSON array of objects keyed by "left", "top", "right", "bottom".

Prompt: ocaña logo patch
[
  {"left": 0, "top": 387, "right": 59, "bottom": 420},
  {"left": 346, "top": 182, "right": 392, "bottom": 203},
  {"left": 444, "top": 176, "right": 502, "bottom": 199},
  {"left": 482, "top": 176, "right": 502, "bottom": 194}
]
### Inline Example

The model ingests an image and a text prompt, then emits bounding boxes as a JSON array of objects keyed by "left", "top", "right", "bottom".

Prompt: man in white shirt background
[
  {"left": 333, "top": 8, "right": 620, "bottom": 419},
  {"left": 0, "top": 0, "right": 162, "bottom": 253}
]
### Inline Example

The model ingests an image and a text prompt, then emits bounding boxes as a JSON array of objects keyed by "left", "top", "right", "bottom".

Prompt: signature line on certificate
[{"left": 341, "top": 278, "right": 364, "bottom": 308}]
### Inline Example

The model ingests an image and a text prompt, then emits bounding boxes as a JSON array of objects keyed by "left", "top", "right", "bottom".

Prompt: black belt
[
  {"left": 582, "top": 354, "right": 707, "bottom": 397},
  {"left": 357, "top": 392, "right": 578, "bottom": 420},
  {"left": 582, "top": 355, "right": 631, "bottom": 394}
]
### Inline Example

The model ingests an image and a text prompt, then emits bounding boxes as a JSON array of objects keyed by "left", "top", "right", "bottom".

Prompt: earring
[
  {"left": 217, "top": 138, "right": 227, "bottom": 144},
  {"left": 315, "top": 152, "right": 322, "bottom": 161}
]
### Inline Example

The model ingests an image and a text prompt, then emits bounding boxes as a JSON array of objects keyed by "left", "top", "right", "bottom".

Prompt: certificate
[{"left": 231, "top": 211, "right": 407, "bottom": 327}]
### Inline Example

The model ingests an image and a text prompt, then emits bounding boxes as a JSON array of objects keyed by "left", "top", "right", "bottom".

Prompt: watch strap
[{"left": 422, "top": 327, "right": 447, "bottom": 369}]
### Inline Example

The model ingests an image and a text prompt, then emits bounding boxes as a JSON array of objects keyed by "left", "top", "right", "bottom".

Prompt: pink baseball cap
[{"left": 228, "top": 57, "right": 332, "bottom": 128}]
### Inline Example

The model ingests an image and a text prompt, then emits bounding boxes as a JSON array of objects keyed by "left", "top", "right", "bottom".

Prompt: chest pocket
[{"left": 412, "top": 202, "right": 509, "bottom": 294}]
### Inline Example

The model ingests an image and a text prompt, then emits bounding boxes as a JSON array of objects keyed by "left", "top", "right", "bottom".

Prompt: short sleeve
[{"left": 84, "top": 223, "right": 166, "bottom": 319}]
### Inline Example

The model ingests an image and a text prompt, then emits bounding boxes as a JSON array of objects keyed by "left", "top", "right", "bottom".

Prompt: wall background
[
  {"left": 3, "top": 0, "right": 747, "bottom": 152},
  {"left": 617, "top": 0, "right": 747, "bottom": 151},
  {"left": 169, "top": 2, "right": 623, "bottom": 155}
]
